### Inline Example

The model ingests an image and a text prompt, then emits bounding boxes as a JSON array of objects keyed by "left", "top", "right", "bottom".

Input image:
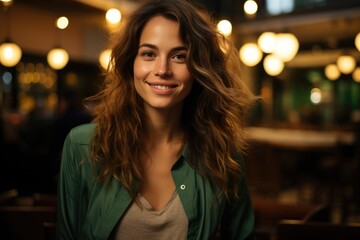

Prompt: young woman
[{"left": 57, "top": 0, "right": 256, "bottom": 239}]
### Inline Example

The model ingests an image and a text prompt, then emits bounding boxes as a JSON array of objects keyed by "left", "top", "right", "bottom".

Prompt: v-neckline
[{"left": 138, "top": 190, "right": 177, "bottom": 214}]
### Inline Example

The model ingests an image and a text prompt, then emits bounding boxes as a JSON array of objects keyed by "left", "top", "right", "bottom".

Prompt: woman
[{"left": 57, "top": 0, "right": 255, "bottom": 239}]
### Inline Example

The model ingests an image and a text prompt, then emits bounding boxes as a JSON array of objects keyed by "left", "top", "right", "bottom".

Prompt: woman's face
[{"left": 133, "top": 15, "right": 193, "bottom": 111}]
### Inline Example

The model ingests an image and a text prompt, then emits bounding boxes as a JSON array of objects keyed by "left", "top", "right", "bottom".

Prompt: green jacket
[{"left": 57, "top": 123, "right": 255, "bottom": 240}]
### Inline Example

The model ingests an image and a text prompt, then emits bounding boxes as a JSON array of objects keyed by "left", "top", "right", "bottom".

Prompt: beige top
[{"left": 112, "top": 190, "right": 188, "bottom": 240}]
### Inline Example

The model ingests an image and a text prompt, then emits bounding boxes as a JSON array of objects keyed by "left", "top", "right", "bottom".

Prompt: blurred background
[{"left": 0, "top": 0, "right": 359, "bottom": 239}]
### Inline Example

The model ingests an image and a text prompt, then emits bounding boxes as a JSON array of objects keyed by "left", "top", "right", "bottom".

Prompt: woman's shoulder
[{"left": 67, "top": 123, "right": 97, "bottom": 145}]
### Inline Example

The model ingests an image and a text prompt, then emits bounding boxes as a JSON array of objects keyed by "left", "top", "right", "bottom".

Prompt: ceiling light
[
  {"left": 106, "top": 8, "right": 121, "bottom": 25},
  {"left": 336, "top": 55, "right": 356, "bottom": 74},
  {"left": 0, "top": 0, "right": 22, "bottom": 67},
  {"left": 244, "top": 0, "right": 258, "bottom": 15},
  {"left": 99, "top": 49, "right": 112, "bottom": 70},
  {"left": 1, "top": 0, "right": 13, "bottom": 7},
  {"left": 273, "top": 33, "right": 299, "bottom": 62},
  {"left": 258, "top": 32, "right": 277, "bottom": 53},
  {"left": 0, "top": 42, "right": 22, "bottom": 67},
  {"left": 239, "top": 43, "right": 263, "bottom": 67},
  {"left": 355, "top": 32, "right": 360, "bottom": 52},
  {"left": 263, "top": 54, "right": 284, "bottom": 76},
  {"left": 217, "top": 20, "right": 232, "bottom": 37},
  {"left": 324, "top": 64, "right": 340, "bottom": 81},
  {"left": 47, "top": 48, "right": 69, "bottom": 70},
  {"left": 56, "top": 16, "right": 69, "bottom": 30},
  {"left": 352, "top": 67, "right": 360, "bottom": 83}
]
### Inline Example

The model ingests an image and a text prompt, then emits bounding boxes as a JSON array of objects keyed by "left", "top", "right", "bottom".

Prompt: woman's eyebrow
[
  {"left": 138, "top": 43, "right": 188, "bottom": 52},
  {"left": 138, "top": 43, "right": 157, "bottom": 50},
  {"left": 171, "top": 46, "right": 188, "bottom": 52}
]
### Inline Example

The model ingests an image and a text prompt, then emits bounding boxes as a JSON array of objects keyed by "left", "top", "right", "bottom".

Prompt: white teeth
[{"left": 152, "top": 84, "right": 172, "bottom": 89}]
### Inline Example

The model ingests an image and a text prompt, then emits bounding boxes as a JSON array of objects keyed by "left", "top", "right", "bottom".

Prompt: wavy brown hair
[{"left": 89, "top": 0, "right": 255, "bottom": 201}]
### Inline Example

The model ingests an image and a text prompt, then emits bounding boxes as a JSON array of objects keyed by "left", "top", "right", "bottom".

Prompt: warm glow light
[
  {"left": 106, "top": 8, "right": 121, "bottom": 25},
  {"left": 1, "top": 0, "right": 13, "bottom": 7},
  {"left": 273, "top": 33, "right": 299, "bottom": 62},
  {"left": 217, "top": 20, "right": 232, "bottom": 37},
  {"left": 324, "top": 64, "right": 340, "bottom": 81},
  {"left": 263, "top": 54, "right": 284, "bottom": 76},
  {"left": 355, "top": 32, "right": 360, "bottom": 52},
  {"left": 353, "top": 67, "right": 360, "bottom": 83},
  {"left": 258, "top": 32, "right": 277, "bottom": 53},
  {"left": 239, "top": 43, "right": 263, "bottom": 67},
  {"left": 336, "top": 55, "right": 356, "bottom": 74},
  {"left": 310, "top": 88, "right": 321, "bottom": 104},
  {"left": 244, "top": 0, "right": 258, "bottom": 15},
  {"left": 47, "top": 48, "right": 69, "bottom": 70},
  {"left": 0, "top": 42, "right": 22, "bottom": 67},
  {"left": 217, "top": 19, "right": 232, "bottom": 37},
  {"left": 56, "top": 16, "right": 69, "bottom": 29},
  {"left": 99, "top": 49, "right": 112, "bottom": 70}
]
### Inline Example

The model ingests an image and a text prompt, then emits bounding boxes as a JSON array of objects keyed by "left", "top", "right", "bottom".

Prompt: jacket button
[{"left": 180, "top": 184, "right": 186, "bottom": 190}]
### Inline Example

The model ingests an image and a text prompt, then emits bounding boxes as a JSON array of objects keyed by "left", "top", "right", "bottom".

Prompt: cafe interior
[{"left": 0, "top": 0, "right": 359, "bottom": 239}]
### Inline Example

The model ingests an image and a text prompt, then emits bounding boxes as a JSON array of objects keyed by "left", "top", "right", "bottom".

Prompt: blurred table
[
  {"left": 245, "top": 127, "right": 357, "bottom": 207},
  {"left": 246, "top": 127, "right": 355, "bottom": 149}
]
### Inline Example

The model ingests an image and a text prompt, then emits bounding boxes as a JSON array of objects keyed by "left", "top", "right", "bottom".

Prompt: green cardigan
[{"left": 57, "top": 123, "right": 255, "bottom": 240}]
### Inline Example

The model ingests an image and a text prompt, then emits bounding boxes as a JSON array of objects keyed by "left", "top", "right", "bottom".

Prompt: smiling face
[{"left": 133, "top": 15, "right": 193, "bottom": 112}]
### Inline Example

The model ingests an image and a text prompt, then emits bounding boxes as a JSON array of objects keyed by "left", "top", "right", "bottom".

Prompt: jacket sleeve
[
  {"left": 56, "top": 131, "right": 82, "bottom": 240},
  {"left": 220, "top": 160, "right": 256, "bottom": 240}
]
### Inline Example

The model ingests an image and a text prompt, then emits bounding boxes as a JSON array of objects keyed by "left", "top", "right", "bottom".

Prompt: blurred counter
[{"left": 246, "top": 127, "right": 355, "bottom": 149}]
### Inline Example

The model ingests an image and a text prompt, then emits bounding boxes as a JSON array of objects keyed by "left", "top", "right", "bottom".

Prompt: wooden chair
[
  {"left": 252, "top": 195, "right": 331, "bottom": 240},
  {"left": 303, "top": 204, "right": 331, "bottom": 222},
  {"left": 277, "top": 220, "right": 360, "bottom": 240},
  {"left": 252, "top": 196, "right": 325, "bottom": 226}
]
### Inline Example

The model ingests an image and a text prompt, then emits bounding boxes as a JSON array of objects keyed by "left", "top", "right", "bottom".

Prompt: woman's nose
[{"left": 154, "top": 57, "right": 173, "bottom": 77}]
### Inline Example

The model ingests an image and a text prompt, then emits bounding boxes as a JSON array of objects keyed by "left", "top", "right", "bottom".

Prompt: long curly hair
[{"left": 89, "top": 0, "right": 255, "bottom": 201}]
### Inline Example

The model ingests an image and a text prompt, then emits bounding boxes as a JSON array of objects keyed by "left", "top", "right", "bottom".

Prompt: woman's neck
[{"left": 143, "top": 106, "right": 184, "bottom": 145}]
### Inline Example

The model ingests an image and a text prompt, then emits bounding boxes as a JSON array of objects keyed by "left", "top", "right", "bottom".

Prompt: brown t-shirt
[{"left": 112, "top": 190, "right": 188, "bottom": 239}]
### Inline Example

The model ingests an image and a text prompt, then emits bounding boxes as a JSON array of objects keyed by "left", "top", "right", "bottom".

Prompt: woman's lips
[{"left": 146, "top": 81, "right": 179, "bottom": 94}]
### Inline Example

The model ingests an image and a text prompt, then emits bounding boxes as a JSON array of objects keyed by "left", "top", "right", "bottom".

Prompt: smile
[
  {"left": 146, "top": 81, "right": 178, "bottom": 89},
  {"left": 145, "top": 81, "right": 179, "bottom": 95},
  {"left": 150, "top": 84, "right": 177, "bottom": 89}
]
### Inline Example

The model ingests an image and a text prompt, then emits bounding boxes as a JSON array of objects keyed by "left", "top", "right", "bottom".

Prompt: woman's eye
[
  {"left": 172, "top": 53, "right": 186, "bottom": 62},
  {"left": 142, "top": 51, "right": 155, "bottom": 58}
]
